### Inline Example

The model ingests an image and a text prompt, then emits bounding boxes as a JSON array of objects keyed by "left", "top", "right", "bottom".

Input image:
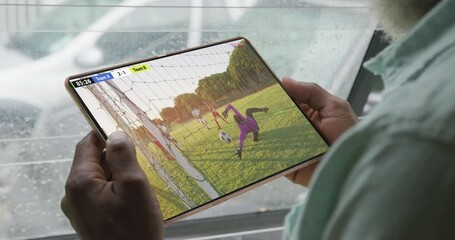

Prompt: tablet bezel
[{"left": 65, "top": 36, "right": 329, "bottom": 225}]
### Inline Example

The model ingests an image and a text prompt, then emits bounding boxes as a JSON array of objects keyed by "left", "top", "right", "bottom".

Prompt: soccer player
[
  {"left": 206, "top": 101, "right": 228, "bottom": 129},
  {"left": 63, "top": 1, "right": 455, "bottom": 239},
  {"left": 222, "top": 103, "right": 268, "bottom": 159},
  {"left": 191, "top": 108, "right": 209, "bottom": 129}
]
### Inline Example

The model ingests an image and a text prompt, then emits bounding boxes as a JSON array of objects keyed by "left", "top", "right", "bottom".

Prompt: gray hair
[{"left": 372, "top": 0, "right": 441, "bottom": 41}]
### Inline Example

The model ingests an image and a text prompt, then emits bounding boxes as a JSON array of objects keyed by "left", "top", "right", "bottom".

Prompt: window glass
[
  {"left": 0, "top": 0, "right": 374, "bottom": 238},
  {"left": 8, "top": 0, "right": 122, "bottom": 58}
]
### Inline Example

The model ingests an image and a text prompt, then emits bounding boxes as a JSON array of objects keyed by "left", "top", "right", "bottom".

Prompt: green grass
[
  {"left": 136, "top": 149, "right": 188, "bottom": 219},
  {"left": 136, "top": 83, "right": 328, "bottom": 219},
  {"left": 171, "top": 83, "right": 328, "bottom": 194},
  {"left": 146, "top": 143, "right": 212, "bottom": 206}
]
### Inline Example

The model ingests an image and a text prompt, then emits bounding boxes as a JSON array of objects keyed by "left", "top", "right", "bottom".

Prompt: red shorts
[{"left": 212, "top": 111, "right": 220, "bottom": 118}]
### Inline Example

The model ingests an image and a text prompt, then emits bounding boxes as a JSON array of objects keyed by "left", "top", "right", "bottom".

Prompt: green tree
[
  {"left": 150, "top": 118, "right": 163, "bottom": 126},
  {"left": 160, "top": 107, "right": 178, "bottom": 123},
  {"left": 227, "top": 40, "right": 275, "bottom": 88},
  {"left": 195, "top": 72, "right": 232, "bottom": 102},
  {"left": 173, "top": 93, "right": 205, "bottom": 120},
  {"left": 194, "top": 40, "right": 277, "bottom": 105}
]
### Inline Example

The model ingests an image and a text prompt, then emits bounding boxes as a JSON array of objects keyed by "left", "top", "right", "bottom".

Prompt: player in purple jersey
[{"left": 222, "top": 103, "right": 268, "bottom": 159}]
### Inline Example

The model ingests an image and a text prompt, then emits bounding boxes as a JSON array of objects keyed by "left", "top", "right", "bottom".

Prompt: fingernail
[{"left": 108, "top": 131, "right": 130, "bottom": 141}]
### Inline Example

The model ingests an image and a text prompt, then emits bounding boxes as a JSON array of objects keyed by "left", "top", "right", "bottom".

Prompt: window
[{"left": 0, "top": 0, "right": 374, "bottom": 238}]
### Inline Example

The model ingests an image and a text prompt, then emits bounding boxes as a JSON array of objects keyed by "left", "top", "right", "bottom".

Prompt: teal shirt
[{"left": 284, "top": 0, "right": 455, "bottom": 239}]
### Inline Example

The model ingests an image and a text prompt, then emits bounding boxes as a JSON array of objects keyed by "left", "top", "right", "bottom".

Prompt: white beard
[{"left": 372, "top": 0, "right": 441, "bottom": 41}]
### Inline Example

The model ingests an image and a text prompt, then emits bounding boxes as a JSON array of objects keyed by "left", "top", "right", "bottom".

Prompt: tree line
[{"left": 160, "top": 40, "right": 276, "bottom": 124}]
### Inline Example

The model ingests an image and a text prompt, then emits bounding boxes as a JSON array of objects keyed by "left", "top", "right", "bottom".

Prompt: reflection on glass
[
  {"left": 7, "top": 0, "right": 122, "bottom": 59},
  {"left": 0, "top": 1, "right": 374, "bottom": 238}
]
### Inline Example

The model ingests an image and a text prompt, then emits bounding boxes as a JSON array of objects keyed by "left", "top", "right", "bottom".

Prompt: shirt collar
[{"left": 364, "top": 0, "right": 455, "bottom": 94}]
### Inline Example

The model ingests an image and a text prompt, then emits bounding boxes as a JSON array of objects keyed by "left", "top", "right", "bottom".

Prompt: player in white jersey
[{"left": 192, "top": 108, "right": 209, "bottom": 129}]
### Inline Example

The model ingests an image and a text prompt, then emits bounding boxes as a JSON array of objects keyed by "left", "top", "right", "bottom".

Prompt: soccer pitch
[{"left": 137, "top": 83, "right": 328, "bottom": 219}]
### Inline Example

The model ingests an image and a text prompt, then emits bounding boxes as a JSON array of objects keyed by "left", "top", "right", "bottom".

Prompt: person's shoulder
[
  {"left": 325, "top": 93, "right": 455, "bottom": 238},
  {"left": 323, "top": 128, "right": 455, "bottom": 239},
  {"left": 364, "top": 60, "right": 455, "bottom": 145}
]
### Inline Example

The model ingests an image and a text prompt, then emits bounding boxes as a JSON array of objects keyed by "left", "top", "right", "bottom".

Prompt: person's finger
[
  {"left": 60, "top": 195, "right": 70, "bottom": 218},
  {"left": 282, "top": 77, "right": 333, "bottom": 111},
  {"left": 299, "top": 103, "right": 313, "bottom": 116},
  {"left": 69, "top": 131, "right": 106, "bottom": 178},
  {"left": 299, "top": 103, "right": 320, "bottom": 123},
  {"left": 60, "top": 195, "right": 80, "bottom": 233},
  {"left": 100, "top": 150, "right": 112, "bottom": 181},
  {"left": 105, "top": 132, "right": 146, "bottom": 186},
  {"left": 285, "top": 160, "right": 320, "bottom": 187}
]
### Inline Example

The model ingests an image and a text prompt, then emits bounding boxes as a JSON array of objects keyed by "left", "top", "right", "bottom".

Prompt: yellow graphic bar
[{"left": 129, "top": 64, "right": 150, "bottom": 73}]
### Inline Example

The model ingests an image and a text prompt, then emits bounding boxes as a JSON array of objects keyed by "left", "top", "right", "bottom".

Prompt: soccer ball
[{"left": 218, "top": 131, "right": 232, "bottom": 143}]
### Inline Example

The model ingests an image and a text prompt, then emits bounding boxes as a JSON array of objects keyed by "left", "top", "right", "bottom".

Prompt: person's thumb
[
  {"left": 282, "top": 77, "right": 332, "bottom": 111},
  {"left": 105, "top": 132, "right": 146, "bottom": 189}
]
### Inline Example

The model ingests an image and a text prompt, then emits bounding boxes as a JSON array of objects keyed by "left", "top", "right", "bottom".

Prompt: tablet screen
[{"left": 68, "top": 38, "right": 328, "bottom": 221}]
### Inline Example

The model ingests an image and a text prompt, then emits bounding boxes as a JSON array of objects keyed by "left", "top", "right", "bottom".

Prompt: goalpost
[
  {"left": 83, "top": 40, "right": 278, "bottom": 207},
  {"left": 88, "top": 84, "right": 200, "bottom": 208},
  {"left": 104, "top": 81, "right": 220, "bottom": 199}
]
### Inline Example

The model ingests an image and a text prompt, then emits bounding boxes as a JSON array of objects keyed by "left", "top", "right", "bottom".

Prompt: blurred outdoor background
[{"left": 0, "top": 0, "right": 381, "bottom": 239}]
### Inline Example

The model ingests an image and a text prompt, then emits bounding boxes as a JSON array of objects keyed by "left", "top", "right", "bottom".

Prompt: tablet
[{"left": 65, "top": 37, "right": 328, "bottom": 223}]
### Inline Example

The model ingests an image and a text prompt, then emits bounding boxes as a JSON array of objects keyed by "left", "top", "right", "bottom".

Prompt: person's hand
[
  {"left": 282, "top": 77, "right": 358, "bottom": 186},
  {"left": 61, "top": 131, "right": 164, "bottom": 240},
  {"left": 222, "top": 111, "right": 228, "bottom": 119}
]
